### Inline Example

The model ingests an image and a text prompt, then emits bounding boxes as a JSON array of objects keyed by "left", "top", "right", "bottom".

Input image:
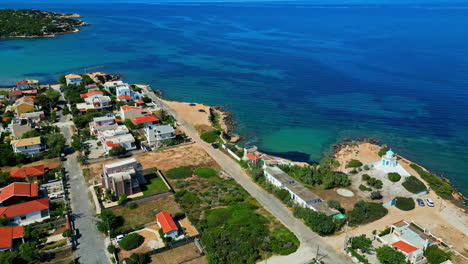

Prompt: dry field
[
  {"left": 84, "top": 144, "right": 220, "bottom": 183},
  {"left": 151, "top": 242, "right": 206, "bottom": 264},
  {"left": 1, "top": 157, "right": 59, "bottom": 173},
  {"left": 113, "top": 195, "right": 182, "bottom": 229}
]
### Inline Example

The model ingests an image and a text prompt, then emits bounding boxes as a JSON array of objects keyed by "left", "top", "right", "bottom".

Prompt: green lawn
[{"left": 140, "top": 172, "right": 170, "bottom": 197}]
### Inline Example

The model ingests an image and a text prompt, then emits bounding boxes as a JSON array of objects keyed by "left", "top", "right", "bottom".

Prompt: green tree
[
  {"left": 109, "top": 146, "right": 126, "bottom": 156},
  {"left": 59, "top": 75, "right": 66, "bottom": 85},
  {"left": 347, "top": 159, "right": 363, "bottom": 168},
  {"left": 327, "top": 200, "right": 341, "bottom": 211},
  {"left": 45, "top": 89, "right": 61, "bottom": 108},
  {"left": 71, "top": 135, "right": 82, "bottom": 151},
  {"left": 370, "top": 191, "right": 383, "bottom": 200},
  {"left": 81, "top": 74, "right": 93, "bottom": 85},
  {"left": 118, "top": 233, "right": 144, "bottom": 250},
  {"left": 424, "top": 245, "right": 450, "bottom": 264},
  {"left": 62, "top": 229, "right": 73, "bottom": 238},
  {"left": 96, "top": 210, "right": 124, "bottom": 235},
  {"left": 46, "top": 133, "right": 66, "bottom": 157},
  {"left": 21, "top": 130, "right": 40, "bottom": 139},
  {"left": 117, "top": 194, "right": 128, "bottom": 205},
  {"left": 376, "top": 245, "right": 406, "bottom": 264},
  {"left": 350, "top": 234, "right": 372, "bottom": 252},
  {"left": 129, "top": 253, "right": 150, "bottom": 264},
  {"left": 157, "top": 109, "right": 168, "bottom": 122},
  {"left": 388, "top": 172, "right": 401, "bottom": 182},
  {"left": 395, "top": 197, "right": 415, "bottom": 211}
]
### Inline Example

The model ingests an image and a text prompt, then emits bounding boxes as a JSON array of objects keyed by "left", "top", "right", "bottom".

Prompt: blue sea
[{"left": 1, "top": 1, "right": 467, "bottom": 196}]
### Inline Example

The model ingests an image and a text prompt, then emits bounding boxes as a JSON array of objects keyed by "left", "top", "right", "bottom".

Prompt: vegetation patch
[
  {"left": 402, "top": 176, "right": 427, "bottom": 194},
  {"left": 424, "top": 245, "right": 451, "bottom": 264},
  {"left": 394, "top": 197, "right": 415, "bottom": 211},
  {"left": 200, "top": 130, "right": 220, "bottom": 143},
  {"left": 359, "top": 184, "right": 372, "bottom": 192},
  {"left": 195, "top": 167, "right": 217, "bottom": 178},
  {"left": 388, "top": 172, "right": 401, "bottom": 182},
  {"left": 376, "top": 245, "right": 406, "bottom": 264},
  {"left": 140, "top": 171, "right": 169, "bottom": 197},
  {"left": 166, "top": 165, "right": 194, "bottom": 179},
  {"left": 410, "top": 164, "right": 452, "bottom": 199},
  {"left": 293, "top": 206, "right": 342, "bottom": 236},
  {"left": 347, "top": 159, "right": 363, "bottom": 168},
  {"left": 347, "top": 200, "right": 388, "bottom": 226},
  {"left": 279, "top": 164, "right": 350, "bottom": 189},
  {"left": 119, "top": 233, "right": 144, "bottom": 251}
]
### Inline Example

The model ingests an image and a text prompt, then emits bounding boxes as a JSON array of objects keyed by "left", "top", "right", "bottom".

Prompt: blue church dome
[{"left": 386, "top": 149, "right": 394, "bottom": 156}]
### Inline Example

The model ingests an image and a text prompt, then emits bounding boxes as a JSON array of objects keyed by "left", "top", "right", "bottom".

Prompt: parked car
[
  {"left": 416, "top": 198, "right": 425, "bottom": 206},
  {"left": 425, "top": 198, "right": 435, "bottom": 207},
  {"left": 60, "top": 153, "right": 67, "bottom": 161},
  {"left": 115, "top": 234, "right": 125, "bottom": 242},
  {"left": 211, "top": 143, "right": 218, "bottom": 149}
]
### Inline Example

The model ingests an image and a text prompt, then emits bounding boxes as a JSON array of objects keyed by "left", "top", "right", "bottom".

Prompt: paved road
[
  {"left": 143, "top": 87, "right": 351, "bottom": 264},
  {"left": 61, "top": 123, "right": 109, "bottom": 264}
]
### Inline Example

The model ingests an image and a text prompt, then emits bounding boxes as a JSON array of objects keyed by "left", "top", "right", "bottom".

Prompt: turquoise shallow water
[{"left": 1, "top": 2, "right": 467, "bottom": 196}]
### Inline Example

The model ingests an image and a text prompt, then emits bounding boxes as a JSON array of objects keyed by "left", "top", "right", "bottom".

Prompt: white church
[{"left": 372, "top": 149, "right": 411, "bottom": 176}]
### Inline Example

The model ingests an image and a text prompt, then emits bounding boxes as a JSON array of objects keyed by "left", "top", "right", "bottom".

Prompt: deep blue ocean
[{"left": 1, "top": 1, "right": 467, "bottom": 196}]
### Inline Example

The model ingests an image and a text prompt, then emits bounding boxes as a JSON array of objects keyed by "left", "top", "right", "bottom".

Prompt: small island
[{"left": 0, "top": 9, "right": 88, "bottom": 38}]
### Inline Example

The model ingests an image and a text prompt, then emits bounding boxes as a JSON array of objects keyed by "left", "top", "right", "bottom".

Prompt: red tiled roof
[
  {"left": 10, "top": 165, "right": 45, "bottom": 178},
  {"left": 391, "top": 241, "right": 419, "bottom": 254},
  {"left": 106, "top": 141, "right": 120, "bottom": 147},
  {"left": 136, "top": 99, "right": 145, "bottom": 104},
  {"left": 121, "top": 105, "right": 142, "bottom": 111},
  {"left": 80, "top": 90, "right": 103, "bottom": 98},
  {"left": 156, "top": 212, "right": 178, "bottom": 234},
  {"left": 0, "top": 226, "right": 24, "bottom": 249},
  {"left": 2, "top": 117, "right": 11, "bottom": 122},
  {"left": 16, "top": 80, "right": 27, "bottom": 84},
  {"left": 118, "top": 95, "right": 132, "bottom": 100},
  {"left": 0, "top": 198, "right": 49, "bottom": 219},
  {"left": 8, "top": 90, "right": 22, "bottom": 97},
  {"left": 246, "top": 153, "right": 260, "bottom": 161},
  {"left": 0, "top": 183, "right": 38, "bottom": 203},
  {"left": 132, "top": 115, "right": 159, "bottom": 124}
]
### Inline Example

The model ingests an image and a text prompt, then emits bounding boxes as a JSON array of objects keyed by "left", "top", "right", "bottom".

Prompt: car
[
  {"left": 115, "top": 234, "right": 125, "bottom": 242},
  {"left": 60, "top": 153, "right": 67, "bottom": 161},
  {"left": 49, "top": 194, "right": 59, "bottom": 200},
  {"left": 211, "top": 143, "right": 218, "bottom": 149},
  {"left": 416, "top": 198, "right": 425, "bottom": 206},
  {"left": 425, "top": 198, "right": 435, "bottom": 207}
]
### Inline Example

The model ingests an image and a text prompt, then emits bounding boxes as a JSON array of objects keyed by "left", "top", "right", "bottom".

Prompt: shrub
[
  {"left": 109, "top": 146, "right": 126, "bottom": 157},
  {"left": 347, "top": 159, "right": 363, "bottom": 168},
  {"left": 347, "top": 201, "right": 388, "bottom": 226},
  {"left": 379, "top": 227, "right": 391, "bottom": 236},
  {"left": 129, "top": 253, "right": 150, "bottom": 264},
  {"left": 117, "top": 194, "right": 128, "bottom": 205},
  {"left": 378, "top": 148, "right": 389, "bottom": 157},
  {"left": 350, "top": 234, "right": 372, "bottom": 252},
  {"left": 42, "top": 240, "right": 67, "bottom": 250},
  {"left": 395, "top": 197, "right": 415, "bottom": 211},
  {"left": 166, "top": 166, "right": 193, "bottom": 179},
  {"left": 402, "top": 176, "right": 427, "bottom": 194},
  {"left": 370, "top": 191, "right": 382, "bottom": 200},
  {"left": 348, "top": 247, "right": 369, "bottom": 264},
  {"left": 362, "top": 174, "right": 370, "bottom": 181},
  {"left": 327, "top": 200, "right": 341, "bottom": 210},
  {"left": 62, "top": 229, "right": 73, "bottom": 238},
  {"left": 293, "top": 206, "right": 338, "bottom": 236},
  {"left": 424, "top": 245, "right": 450, "bottom": 264},
  {"left": 173, "top": 212, "right": 186, "bottom": 221},
  {"left": 388, "top": 173, "right": 401, "bottom": 182},
  {"left": 410, "top": 164, "right": 452, "bottom": 199},
  {"left": 200, "top": 130, "right": 220, "bottom": 143},
  {"left": 127, "top": 202, "right": 138, "bottom": 209},
  {"left": 376, "top": 245, "right": 406, "bottom": 264},
  {"left": 195, "top": 167, "right": 217, "bottom": 178},
  {"left": 107, "top": 244, "right": 116, "bottom": 254},
  {"left": 118, "top": 233, "right": 144, "bottom": 251},
  {"left": 359, "top": 184, "right": 372, "bottom": 192}
]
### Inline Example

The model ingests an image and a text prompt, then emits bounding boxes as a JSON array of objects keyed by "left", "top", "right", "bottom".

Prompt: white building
[
  {"left": 77, "top": 90, "right": 112, "bottom": 111},
  {"left": 373, "top": 150, "right": 411, "bottom": 176},
  {"left": 115, "top": 83, "right": 142, "bottom": 103},
  {"left": 89, "top": 114, "right": 118, "bottom": 135},
  {"left": 103, "top": 133, "right": 137, "bottom": 153},
  {"left": 101, "top": 158, "right": 143, "bottom": 197},
  {"left": 263, "top": 166, "right": 296, "bottom": 187},
  {"left": 64, "top": 74, "right": 82, "bottom": 85},
  {"left": 0, "top": 198, "right": 50, "bottom": 226},
  {"left": 103, "top": 80, "right": 126, "bottom": 93},
  {"left": 10, "top": 137, "right": 44, "bottom": 156},
  {"left": 145, "top": 125, "right": 175, "bottom": 147}
]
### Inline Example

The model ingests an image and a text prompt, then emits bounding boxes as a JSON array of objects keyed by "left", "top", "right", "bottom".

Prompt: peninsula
[{"left": 0, "top": 9, "right": 88, "bottom": 38}]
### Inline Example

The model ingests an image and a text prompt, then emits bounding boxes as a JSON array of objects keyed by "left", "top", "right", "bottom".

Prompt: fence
[{"left": 222, "top": 144, "right": 241, "bottom": 161}]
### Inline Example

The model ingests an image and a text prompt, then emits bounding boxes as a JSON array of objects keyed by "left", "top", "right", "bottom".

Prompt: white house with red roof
[
  {"left": 0, "top": 182, "right": 38, "bottom": 206},
  {"left": 156, "top": 211, "right": 179, "bottom": 239},
  {"left": 76, "top": 90, "right": 111, "bottom": 111},
  {"left": 0, "top": 226, "right": 24, "bottom": 251},
  {"left": 0, "top": 197, "right": 50, "bottom": 225},
  {"left": 102, "top": 133, "right": 136, "bottom": 154},
  {"left": 378, "top": 220, "right": 440, "bottom": 264},
  {"left": 115, "top": 83, "right": 142, "bottom": 103}
]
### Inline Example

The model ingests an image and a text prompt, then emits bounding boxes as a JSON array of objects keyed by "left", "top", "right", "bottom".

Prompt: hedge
[
  {"left": 402, "top": 176, "right": 427, "bottom": 194},
  {"left": 388, "top": 173, "right": 401, "bottom": 182},
  {"left": 118, "top": 233, "right": 144, "bottom": 251},
  {"left": 395, "top": 197, "right": 415, "bottom": 211},
  {"left": 410, "top": 164, "right": 452, "bottom": 199}
]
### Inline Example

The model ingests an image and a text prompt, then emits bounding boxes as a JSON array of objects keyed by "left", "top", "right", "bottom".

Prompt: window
[{"left": 20, "top": 215, "right": 27, "bottom": 220}]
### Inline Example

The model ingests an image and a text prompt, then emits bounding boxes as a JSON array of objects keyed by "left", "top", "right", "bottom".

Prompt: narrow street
[{"left": 143, "top": 88, "right": 351, "bottom": 264}]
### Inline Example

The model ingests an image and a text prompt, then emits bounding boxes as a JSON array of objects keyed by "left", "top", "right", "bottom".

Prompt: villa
[
  {"left": 89, "top": 114, "right": 118, "bottom": 135},
  {"left": 115, "top": 83, "right": 142, "bottom": 103},
  {"left": 0, "top": 198, "right": 50, "bottom": 225},
  {"left": 10, "top": 137, "right": 44, "bottom": 156},
  {"left": 12, "top": 97, "right": 35, "bottom": 116},
  {"left": 0, "top": 226, "right": 24, "bottom": 251},
  {"left": 76, "top": 90, "right": 112, "bottom": 111},
  {"left": 16, "top": 79, "right": 39, "bottom": 90},
  {"left": 103, "top": 80, "right": 126, "bottom": 93},
  {"left": 156, "top": 212, "right": 179, "bottom": 239},
  {"left": 101, "top": 158, "right": 144, "bottom": 197},
  {"left": 120, "top": 105, "right": 151, "bottom": 120},
  {"left": 378, "top": 220, "right": 441, "bottom": 264},
  {"left": 145, "top": 124, "right": 175, "bottom": 148},
  {"left": 64, "top": 74, "right": 82, "bottom": 85},
  {"left": 0, "top": 182, "right": 39, "bottom": 206},
  {"left": 9, "top": 164, "right": 59, "bottom": 183},
  {"left": 102, "top": 133, "right": 137, "bottom": 153}
]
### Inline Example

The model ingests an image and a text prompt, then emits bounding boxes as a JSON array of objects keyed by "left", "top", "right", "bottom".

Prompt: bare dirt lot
[
  {"left": 1, "top": 157, "right": 59, "bottom": 173},
  {"left": 151, "top": 242, "right": 206, "bottom": 264},
  {"left": 84, "top": 144, "right": 220, "bottom": 183}
]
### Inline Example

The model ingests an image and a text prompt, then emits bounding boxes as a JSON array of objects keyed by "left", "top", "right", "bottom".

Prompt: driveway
[
  {"left": 143, "top": 87, "right": 351, "bottom": 264},
  {"left": 61, "top": 124, "right": 109, "bottom": 264}
]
